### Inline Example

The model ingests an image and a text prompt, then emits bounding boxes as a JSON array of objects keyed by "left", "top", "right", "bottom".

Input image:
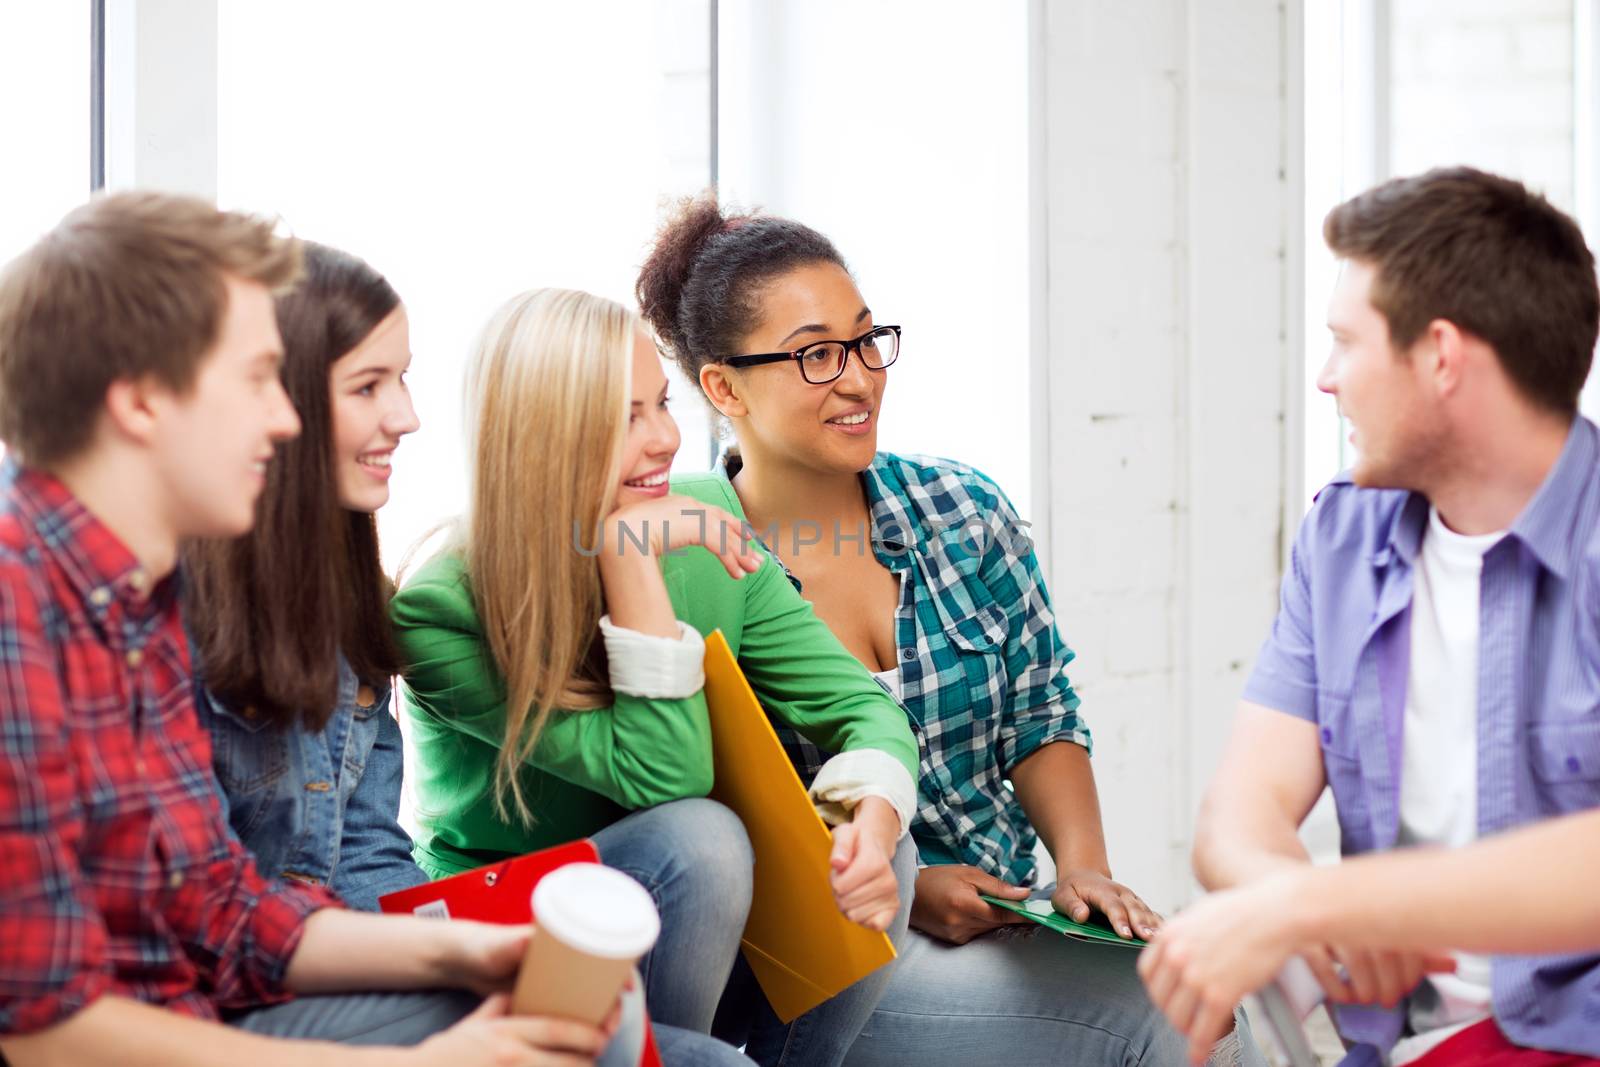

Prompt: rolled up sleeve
[
  {"left": 1240, "top": 517, "right": 1319, "bottom": 721},
  {"left": 201, "top": 844, "right": 335, "bottom": 1011}
]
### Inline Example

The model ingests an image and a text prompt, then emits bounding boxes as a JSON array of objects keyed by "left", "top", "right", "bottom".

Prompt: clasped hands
[{"left": 1137, "top": 872, "right": 1456, "bottom": 1064}]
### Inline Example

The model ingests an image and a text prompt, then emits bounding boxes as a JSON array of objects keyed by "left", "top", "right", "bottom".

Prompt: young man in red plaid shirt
[{"left": 0, "top": 193, "right": 615, "bottom": 1067}]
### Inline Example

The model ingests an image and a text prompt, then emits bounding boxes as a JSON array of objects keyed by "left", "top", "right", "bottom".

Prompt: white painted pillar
[
  {"left": 104, "top": 0, "right": 218, "bottom": 198},
  {"left": 1040, "top": 0, "right": 1299, "bottom": 912}
]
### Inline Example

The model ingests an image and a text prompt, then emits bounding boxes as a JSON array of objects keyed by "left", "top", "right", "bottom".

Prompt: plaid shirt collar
[
  {"left": 861, "top": 462, "right": 917, "bottom": 565},
  {"left": 6, "top": 459, "right": 172, "bottom": 624}
]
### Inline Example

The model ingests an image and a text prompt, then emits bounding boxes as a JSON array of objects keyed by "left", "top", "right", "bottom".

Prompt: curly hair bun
[
  {"left": 636, "top": 194, "right": 732, "bottom": 360},
  {"left": 635, "top": 193, "right": 846, "bottom": 390}
]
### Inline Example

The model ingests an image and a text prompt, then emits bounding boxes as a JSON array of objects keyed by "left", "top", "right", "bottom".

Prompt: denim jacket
[{"left": 194, "top": 653, "right": 428, "bottom": 912}]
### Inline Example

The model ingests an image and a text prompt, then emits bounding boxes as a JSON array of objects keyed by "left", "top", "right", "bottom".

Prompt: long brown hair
[{"left": 183, "top": 242, "right": 404, "bottom": 730}]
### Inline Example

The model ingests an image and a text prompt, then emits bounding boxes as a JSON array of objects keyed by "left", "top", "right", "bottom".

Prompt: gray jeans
[
  {"left": 229, "top": 986, "right": 752, "bottom": 1066},
  {"left": 228, "top": 988, "right": 481, "bottom": 1046},
  {"left": 840, "top": 886, "right": 1268, "bottom": 1067}
]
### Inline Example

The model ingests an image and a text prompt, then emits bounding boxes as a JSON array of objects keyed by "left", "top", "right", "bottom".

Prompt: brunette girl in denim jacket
[
  {"left": 179, "top": 246, "right": 754, "bottom": 1067},
  {"left": 183, "top": 242, "right": 426, "bottom": 912}
]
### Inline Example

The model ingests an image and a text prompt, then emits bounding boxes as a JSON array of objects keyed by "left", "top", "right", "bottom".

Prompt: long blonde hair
[{"left": 461, "top": 288, "right": 634, "bottom": 824}]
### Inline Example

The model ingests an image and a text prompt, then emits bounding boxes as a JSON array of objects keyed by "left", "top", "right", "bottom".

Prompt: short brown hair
[
  {"left": 0, "top": 190, "right": 301, "bottom": 466},
  {"left": 1324, "top": 166, "right": 1599, "bottom": 414}
]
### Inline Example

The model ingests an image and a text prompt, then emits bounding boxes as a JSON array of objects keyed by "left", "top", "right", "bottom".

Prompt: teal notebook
[{"left": 979, "top": 895, "right": 1148, "bottom": 948}]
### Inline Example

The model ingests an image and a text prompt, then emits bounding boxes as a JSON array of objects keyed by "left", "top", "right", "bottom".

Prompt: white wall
[
  {"left": 1391, "top": 0, "right": 1575, "bottom": 212},
  {"left": 1041, "top": 0, "right": 1298, "bottom": 913},
  {"left": 716, "top": 0, "right": 1034, "bottom": 517},
  {"left": 0, "top": 4, "right": 89, "bottom": 260}
]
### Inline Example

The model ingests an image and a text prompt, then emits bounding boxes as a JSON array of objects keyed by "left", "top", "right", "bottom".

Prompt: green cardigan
[{"left": 390, "top": 472, "right": 919, "bottom": 878}]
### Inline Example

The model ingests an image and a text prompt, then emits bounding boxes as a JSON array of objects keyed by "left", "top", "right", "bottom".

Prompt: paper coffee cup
[{"left": 511, "top": 863, "right": 661, "bottom": 1024}]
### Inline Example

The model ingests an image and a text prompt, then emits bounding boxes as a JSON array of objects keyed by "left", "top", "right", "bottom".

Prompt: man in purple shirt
[{"left": 1141, "top": 167, "right": 1600, "bottom": 1066}]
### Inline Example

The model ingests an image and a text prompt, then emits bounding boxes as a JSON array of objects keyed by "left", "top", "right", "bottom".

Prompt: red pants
[{"left": 1411, "top": 1020, "right": 1600, "bottom": 1067}]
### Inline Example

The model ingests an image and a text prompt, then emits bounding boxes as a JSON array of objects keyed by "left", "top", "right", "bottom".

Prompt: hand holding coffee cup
[{"left": 512, "top": 863, "right": 661, "bottom": 1025}]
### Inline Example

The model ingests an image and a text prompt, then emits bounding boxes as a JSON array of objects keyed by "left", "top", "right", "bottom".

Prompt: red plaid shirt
[{"left": 0, "top": 464, "right": 333, "bottom": 1035}]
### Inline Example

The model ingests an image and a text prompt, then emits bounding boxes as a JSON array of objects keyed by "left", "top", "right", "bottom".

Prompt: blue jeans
[
  {"left": 839, "top": 885, "right": 1267, "bottom": 1067},
  {"left": 228, "top": 987, "right": 481, "bottom": 1046},
  {"left": 593, "top": 798, "right": 756, "bottom": 1035},
  {"left": 230, "top": 795, "right": 756, "bottom": 1066},
  {"left": 713, "top": 834, "right": 919, "bottom": 1067},
  {"left": 230, "top": 986, "right": 750, "bottom": 1065}
]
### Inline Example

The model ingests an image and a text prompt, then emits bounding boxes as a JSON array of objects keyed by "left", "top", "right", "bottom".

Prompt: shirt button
[
  {"left": 1567, "top": 755, "right": 1582, "bottom": 774},
  {"left": 901, "top": 648, "right": 915, "bottom": 661},
  {"left": 125, "top": 649, "right": 143, "bottom": 668},
  {"left": 306, "top": 781, "right": 332, "bottom": 793},
  {"left": 167, "top": 870, "right": 183, "bottom": 889},
  {"left": 126, "top": 568, "right": 149, "bottom": 594},
  {"left": 89, "top": 587, "right": 112, "bottom": 607},
  {"left": 355, "top": 684, "right": 377, "bottom": 708}
]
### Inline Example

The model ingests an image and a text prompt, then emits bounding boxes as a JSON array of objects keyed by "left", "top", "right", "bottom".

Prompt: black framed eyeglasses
[{"left": 718, "top": 325, "right": 901, "bottom": 385}]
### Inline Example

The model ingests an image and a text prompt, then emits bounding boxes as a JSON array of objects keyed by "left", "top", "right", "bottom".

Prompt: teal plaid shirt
[{"left": 739, "top": 452, "right": 1091, "bottom": 886}]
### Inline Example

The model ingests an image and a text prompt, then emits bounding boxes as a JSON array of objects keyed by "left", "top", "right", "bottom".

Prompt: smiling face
[
  {"left": 614, "top": 331, "right": 682, "bottom": 506},
  {"left": 1317, "top": 259, "right": 1445, "bottom": 488},
  {"left": 712, "top": 261, "right": 886, "bottom": 476},
  {"left": 147, "top": 274, "right": 302, "bottom": 538},
  {"left": 329, "top": 305, "right": 420, "bottom": 513}
]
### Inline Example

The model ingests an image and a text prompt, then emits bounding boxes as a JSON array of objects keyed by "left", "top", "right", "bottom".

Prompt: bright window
[
  {"left": 0, "top": 5, "right": 89, "bottom": 263},
  {"left": 216, "top": 0, "right": 715, "bottom": 565},
  {"left": 716, "top": 0, "right": 1034, "bottom": 518}
]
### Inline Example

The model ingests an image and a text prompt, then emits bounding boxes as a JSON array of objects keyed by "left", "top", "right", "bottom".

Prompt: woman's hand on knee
[{"left": 1051, "top": 869, "right": 1162, "bottom": 941}]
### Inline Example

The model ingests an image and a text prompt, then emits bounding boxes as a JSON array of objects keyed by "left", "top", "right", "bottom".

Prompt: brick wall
[
  {"left": 1389, "top": 0, "right": 1575, "bottom": 211},
  {"left": 1042, "top": 0, "right": 1296, "bottom": 912}
]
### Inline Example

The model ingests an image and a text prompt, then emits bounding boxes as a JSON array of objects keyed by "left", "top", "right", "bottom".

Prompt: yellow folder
[{"left": 701, "top": 629, "right": 897, "bottom": 1022}]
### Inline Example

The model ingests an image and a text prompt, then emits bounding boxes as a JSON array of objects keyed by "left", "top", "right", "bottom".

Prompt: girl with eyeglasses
[
  {"left": 389, "top": 287, "right": 922, "bottom": 1067},
  {"left": 636, "top": 199, "right": 1264, "bottom": 1067}
]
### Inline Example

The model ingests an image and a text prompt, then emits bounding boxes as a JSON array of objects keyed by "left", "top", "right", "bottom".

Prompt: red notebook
[
  {"left": 379, "top": 840, "right": 662, "bottom": 1067},
  {"left": 379, "top": 840, "right": 599, "bottom": 923}
]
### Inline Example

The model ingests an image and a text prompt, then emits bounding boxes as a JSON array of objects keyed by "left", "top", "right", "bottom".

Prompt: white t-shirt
[
  {"left": 872, "top": 666, "right": 903, "bottom": 701},
  {"left": 1388, "top": 508, "right": 1504, "bottom": 1065}
]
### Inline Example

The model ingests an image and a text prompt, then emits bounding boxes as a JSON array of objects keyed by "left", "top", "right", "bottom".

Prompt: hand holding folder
[{"left": 701, "top": 630, "right": 897, "bottom": 1022}]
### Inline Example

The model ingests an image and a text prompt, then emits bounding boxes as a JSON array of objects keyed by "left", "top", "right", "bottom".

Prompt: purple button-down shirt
[{"left": 1243, "top": 416, "right": 1600, "bottom": 1057}]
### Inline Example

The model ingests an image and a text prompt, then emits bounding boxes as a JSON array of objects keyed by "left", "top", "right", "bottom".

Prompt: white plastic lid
[{"left": 531, "top": 863, "right": 661, "bottom": 960}]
